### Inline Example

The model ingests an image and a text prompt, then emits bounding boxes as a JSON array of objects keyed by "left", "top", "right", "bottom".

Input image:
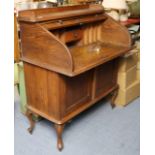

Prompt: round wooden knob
[
  {"left": 74, "top": 33, "right": 78, "bottom": 38},
  {"left": 58, "top": 20, "right": 63, "bottom": 24}
]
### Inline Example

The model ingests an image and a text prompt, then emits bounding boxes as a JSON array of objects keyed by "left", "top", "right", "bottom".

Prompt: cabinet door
[
  {"left": 95, "top": 61, "right": 116, "bottom": 97},
  {"left": 64, "top": 71, "right": 93, "bottom": 114}
]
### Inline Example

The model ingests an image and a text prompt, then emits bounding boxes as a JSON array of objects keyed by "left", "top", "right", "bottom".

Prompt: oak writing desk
[{"left": 18, "top": 4, "right": 131, "bottom": 151}]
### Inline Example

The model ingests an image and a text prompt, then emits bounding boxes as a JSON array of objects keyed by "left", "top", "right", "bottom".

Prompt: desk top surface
[{"left": 70, "top": 42, "right": 131, "bottom": 75}]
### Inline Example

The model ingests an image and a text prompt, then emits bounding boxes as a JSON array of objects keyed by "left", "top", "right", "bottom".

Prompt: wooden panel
[
  {"left": 20, "top": 23, "right": 73, "bottom": 75},
  {"left": 63, "top": 71, "right": 93, "bottom": 114},
  {"left": 24, "top": 63, "right": 62, "bottom": 120},
  {"left": 95, "top": 61, "right": 116, "bottom": 97}
]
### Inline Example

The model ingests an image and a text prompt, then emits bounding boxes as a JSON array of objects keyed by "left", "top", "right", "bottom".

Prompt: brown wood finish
[
  {"left": 111, "top": 85, "right": 119, "bottom": 108},
  {"left": 18, "top": 4, "right": 104, "bottom": 22},
  {"left": 54, "top": 124, "right": 65, "bottom": 151},
  {"left": 26, "top": 110, "right": 36, "bottom": 134},
  {"left": 14, "top": 14, "right": 20, "bottom": 62},
  {"left": 18, "top": 4, "right": 131, "bottom": 151}
]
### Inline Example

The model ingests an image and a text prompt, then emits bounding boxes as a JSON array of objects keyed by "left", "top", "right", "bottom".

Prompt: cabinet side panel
[
  {"left": 20, "top": 23, "right": 73, "bottom": 75},
  {"left": 24, "top": 63, "right": 61, "bottom": 120}
]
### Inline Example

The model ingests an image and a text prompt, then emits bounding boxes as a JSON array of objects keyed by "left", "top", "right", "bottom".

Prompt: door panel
[
  {"left": 95, "top": 61, "right": 116, "bottom": 97},
  {"left": 64, "top": 71, "right": 93, "bottom": 113}
]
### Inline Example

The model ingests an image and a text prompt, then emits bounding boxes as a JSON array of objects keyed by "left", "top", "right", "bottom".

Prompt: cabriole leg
[
  {"left": 54, "top": 124, "right": 65, "bottom": 151},
  {"left": 111, "top": 85, "right": 119, "bottom": 108},
  {"left": 26, "top": 110, "right": 35, "bottom": 134}
]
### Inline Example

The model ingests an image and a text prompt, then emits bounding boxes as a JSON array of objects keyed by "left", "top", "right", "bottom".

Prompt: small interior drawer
[{"left": 61, "top": 28, "right": 83, "bottom": 43}]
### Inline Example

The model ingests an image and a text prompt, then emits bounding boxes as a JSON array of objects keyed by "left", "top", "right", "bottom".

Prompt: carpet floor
[{"left": 15, "top": 90, "right": 140, "bottom": 155}]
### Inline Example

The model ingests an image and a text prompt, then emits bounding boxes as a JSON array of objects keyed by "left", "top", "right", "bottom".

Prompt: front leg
[
  {"left": 54, "top": 124, "right": 65, "bottom": 151},
  {"left": 26, "top": 110, "right": 35, "bottom": 134}
]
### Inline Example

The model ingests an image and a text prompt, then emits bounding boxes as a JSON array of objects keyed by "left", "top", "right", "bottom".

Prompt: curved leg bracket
[
  {"left": 26, "top": 110, "right": 35, "bottom": 134},
  {"left": 54, "top": 124, "right": 65, "bottom": 151}
]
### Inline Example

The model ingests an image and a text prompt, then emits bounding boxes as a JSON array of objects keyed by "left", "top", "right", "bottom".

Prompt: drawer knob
[
  {"left": 74, "top": 33, "right": 78, "bottom": 38},
  {"left": 58, "top": 20, "right": 63, "bottom": 24}
]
